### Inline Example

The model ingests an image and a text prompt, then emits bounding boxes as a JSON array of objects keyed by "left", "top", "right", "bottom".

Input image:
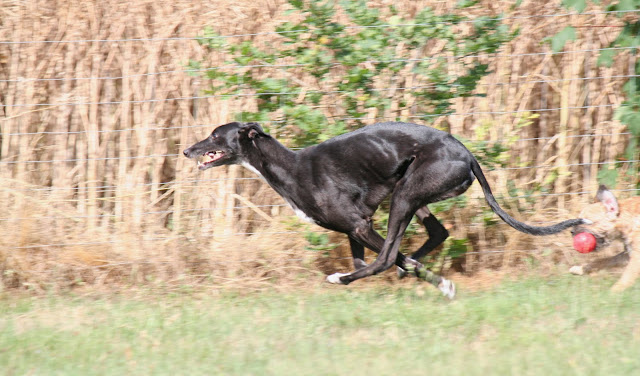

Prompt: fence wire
[
  {"left": 1, "top": 6, "right": 638, "bottom": 262},
  {"left": 1, "top": 8, "right": 637, "bottom": 45}
]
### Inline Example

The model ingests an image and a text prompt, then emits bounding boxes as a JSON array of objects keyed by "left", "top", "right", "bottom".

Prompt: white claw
[
  {"left": 438, "top": 278, "right": 456, "bottom": 300},
  {"left": 569, "top": 265, "right": 585, "bottom": 275},
  {"left": 326, "top": 272, "right": 349, "bottom": 284}
]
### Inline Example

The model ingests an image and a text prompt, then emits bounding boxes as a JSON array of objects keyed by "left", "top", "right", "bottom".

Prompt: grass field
[{"left": 1, "top": 274, "right": 639, "bottom": 375}]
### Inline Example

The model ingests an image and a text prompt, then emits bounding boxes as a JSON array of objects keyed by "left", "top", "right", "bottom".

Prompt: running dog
[
  {"left": 570, "top": 185, "right": 640, "bottom": 292},
  {"left": 184, "top": 121, "right": 587, "bottom": 298}
]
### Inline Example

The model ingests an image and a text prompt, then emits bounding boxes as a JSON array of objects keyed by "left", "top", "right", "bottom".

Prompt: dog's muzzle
[
  {"left": 183, "top": 148, "right": 226, "bottom": 170},
  {"left": 196, "top": 151, "right": 225, "bottom": 170}
]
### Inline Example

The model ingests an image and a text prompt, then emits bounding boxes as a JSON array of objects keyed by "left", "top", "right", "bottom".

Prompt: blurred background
[{"left": 0, "top": 0, "right": 638, "bottom": 291}]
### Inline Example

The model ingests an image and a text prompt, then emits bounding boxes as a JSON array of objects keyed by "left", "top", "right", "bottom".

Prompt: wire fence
[
  {"left": 1, "top": 48, "right": 637, "bottom": 86},
  {"left": 0, "top": 3, "right": 638, "bottom": 277},
  {"left": 1, "top": 8, "right": 637, "bottom": 45}
]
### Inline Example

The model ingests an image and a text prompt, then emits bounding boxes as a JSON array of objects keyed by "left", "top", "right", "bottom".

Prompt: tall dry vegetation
[{"left": 0, "top": 0, "right": 635, "bottom": 290}]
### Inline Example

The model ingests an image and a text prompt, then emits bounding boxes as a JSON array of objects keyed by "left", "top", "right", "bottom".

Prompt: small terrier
[{"left": 570, "top": 185, "right": 640, "bottom": 292}]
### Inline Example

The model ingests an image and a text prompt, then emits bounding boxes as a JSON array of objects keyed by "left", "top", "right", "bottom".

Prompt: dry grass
[{"left": 0, "top": 0, "right": 636, "bottom": 290}]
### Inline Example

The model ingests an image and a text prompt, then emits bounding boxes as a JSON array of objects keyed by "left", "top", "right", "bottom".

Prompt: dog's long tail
[{"left": 469, "top": 158, "right": 585, "bottom": 235}]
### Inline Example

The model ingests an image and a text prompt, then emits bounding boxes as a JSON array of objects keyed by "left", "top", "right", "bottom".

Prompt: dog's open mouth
[{"left": 197, "top": 151, "right": 224, "bottom": 169}]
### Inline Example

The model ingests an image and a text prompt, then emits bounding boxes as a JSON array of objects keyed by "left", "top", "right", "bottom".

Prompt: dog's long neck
[
  {"left": 242, "top": 135, "right": 318, "bottom": 224},
  {"left": 242, "top": 136, "right": 298, "bottom": 193}
]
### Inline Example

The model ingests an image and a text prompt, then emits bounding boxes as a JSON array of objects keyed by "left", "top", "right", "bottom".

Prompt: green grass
[{"left": 1, "top": 275, "right": 639, "bottom": 375}]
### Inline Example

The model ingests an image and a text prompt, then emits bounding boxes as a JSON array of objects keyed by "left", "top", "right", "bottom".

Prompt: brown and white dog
[{"left": 570, "top": 185, "right": 640, "bottom": 291}]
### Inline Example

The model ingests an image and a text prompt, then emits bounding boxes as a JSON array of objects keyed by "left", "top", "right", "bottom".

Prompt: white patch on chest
[
  {"left": 241, "top": 161, "right": 264, "bottom": 180},
  {"left": 293, "top": 207, "right": 316, "bottom": 224},
  {"left": 241, "top": 161, "right": 315, "bottom": 225}
]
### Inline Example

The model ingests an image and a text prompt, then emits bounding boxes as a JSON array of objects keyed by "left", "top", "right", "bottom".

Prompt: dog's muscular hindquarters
[
  {"left": 184, "top": 122, "right": 587, "bottom": 297},
  {"left": 570, "top": 185, "right": 640, "bottom": 292}
]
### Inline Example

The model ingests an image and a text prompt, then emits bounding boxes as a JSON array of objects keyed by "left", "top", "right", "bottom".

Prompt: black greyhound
[{"left": 183, "top": 121, "right": 587, "bottom": 298}]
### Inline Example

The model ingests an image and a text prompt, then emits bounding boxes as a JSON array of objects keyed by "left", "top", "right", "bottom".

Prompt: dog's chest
[
  {"left": 292, "top": 207, "right": 316, "bottom": 224},
  {"left": 241, "top": 161, "right": 264, "bottom": 180},
  {"left": 281, "top": 197, "right": 316, "bottom": 224},
  {"left": 241, "top": 160, "right": 317, "bottom": 224}
]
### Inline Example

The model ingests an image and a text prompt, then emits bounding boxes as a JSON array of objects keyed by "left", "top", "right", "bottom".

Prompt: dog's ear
[
  {"left": 240, "top": 122, "right": 267, "bottom": 139},
  {"left": 596, "top": 185, "right": 619, "bottom": 217}
]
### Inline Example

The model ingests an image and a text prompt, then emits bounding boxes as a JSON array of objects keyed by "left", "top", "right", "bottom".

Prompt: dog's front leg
[{"left": 348, "top": 236, "right": 368, "bottom": 270}]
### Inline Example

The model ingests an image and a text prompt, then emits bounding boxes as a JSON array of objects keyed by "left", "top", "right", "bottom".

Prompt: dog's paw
[
  {"left": 326, "top": 272, "right": 349, "bottom": 285},
  {"left": 397, "top": 266, "right": 408, "bottom": 279},
  {"left": 438, "top": 278, "right": 456, "bottom": 300},
  {"left": 569, "top": 265, "right": 585, "bottom": 275}
]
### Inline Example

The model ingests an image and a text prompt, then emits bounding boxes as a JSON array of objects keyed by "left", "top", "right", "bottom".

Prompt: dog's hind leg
[
  {"left": 329, "top": 198, "right": 455, "bottom": 298},
  {"left": 348, "top": 236, "right": 368, "bottom": 270},
  {"left": 348, "top": 221, "right": 432, "bottom": 274},
  {"left": 397, "top": 206, "right": 449, "bottom": 279},
  {"left": 344, "top": 220, "right": 455, "bottom": 298},
  {"left": 412, "top": 207, "right": 449, "bottom": 260},
  {"left": 396, "top": 206, "right": 450, "bottom": 280}
]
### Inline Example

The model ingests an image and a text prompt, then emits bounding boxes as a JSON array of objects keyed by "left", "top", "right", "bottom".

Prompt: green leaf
[
  {"left": 625, "top": 137, "right": 638, "bottom": 161},
  {"left": 234, "top": 111, "right": 270, "bottom": 123},
  {"left": 597, "top": 167, "right": 619, "bottom": 188},
  {"left": 258, "top": 78, "right": 289, "bottom": 93},
  {"left": 597, "top": 48, "right": 617, "bottom": 67},
  {"left": 548, "top": 26, "right": 576, "bottom": 53},
  {"left": 186, "top": 60, "right": 201, "bottom": 77},
  {"left": 456, "top": 0, "right": 479, "bottom": 8},
  {"left": 445, "top": 238, "right": 468, "bottom": 259},
  {"left": 288, "top": 0, "right": 304, "bottom": 9},
  {"left": 304, "top": 232, "right": 337, "bottom": 252},
  {"left": 193, "top": 0, "right": 513, "bottom": 147},
  {"left": 622, "top": 79, "right": 638, "bottom": 99},
  {"left": 610, "top": 0, "right": 638, "bottom": 12},
  {"left": 615, "top": 104, "right": 640, "bottom": 134},
  {"left": 561, "top": 0, "right": 587, "bottom": 12}
]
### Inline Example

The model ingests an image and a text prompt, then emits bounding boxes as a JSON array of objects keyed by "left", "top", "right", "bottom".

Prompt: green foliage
[
  {"left": 194, "top": 0, "right": 515, "bottom": 147},
  {"left": 194, "top": 1, "right": 516, "bottom": 254},
  {"left": 421, "top": 237, "right": 469, "bottom": 272},
  {"left": 607, "top": 0, "right": 639, "bottom": 11},
  {"left": 304, "top": 232, "right": 337, "bottom": 254},
  {"left": 547, "top": 26, "right": 576, "bottom": 53},
  {"left": 597, "top": 165, "right": 619, "bottom": 188},
  {"left": 561, "top": 0, "right": 589, "bottom": 12},
  {"left": 554, "top": 1, "right": 640, "bottom": 190}
]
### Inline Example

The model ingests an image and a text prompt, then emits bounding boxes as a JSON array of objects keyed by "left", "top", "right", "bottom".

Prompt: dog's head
[
  {"left": 571, "top": 185, "right": 621, "bottom": 251},
  {"left": 182, "top": 122, "right": 268, "bottom": 171}
]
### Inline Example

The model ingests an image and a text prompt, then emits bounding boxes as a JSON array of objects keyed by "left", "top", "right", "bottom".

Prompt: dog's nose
[{"left": 183, "top": 149, "right": 189, "bottom": 157}]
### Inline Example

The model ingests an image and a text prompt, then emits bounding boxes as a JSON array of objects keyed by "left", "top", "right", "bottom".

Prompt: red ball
[{"left": 573, "top": 232, "right": 597, "bottom": 254}]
